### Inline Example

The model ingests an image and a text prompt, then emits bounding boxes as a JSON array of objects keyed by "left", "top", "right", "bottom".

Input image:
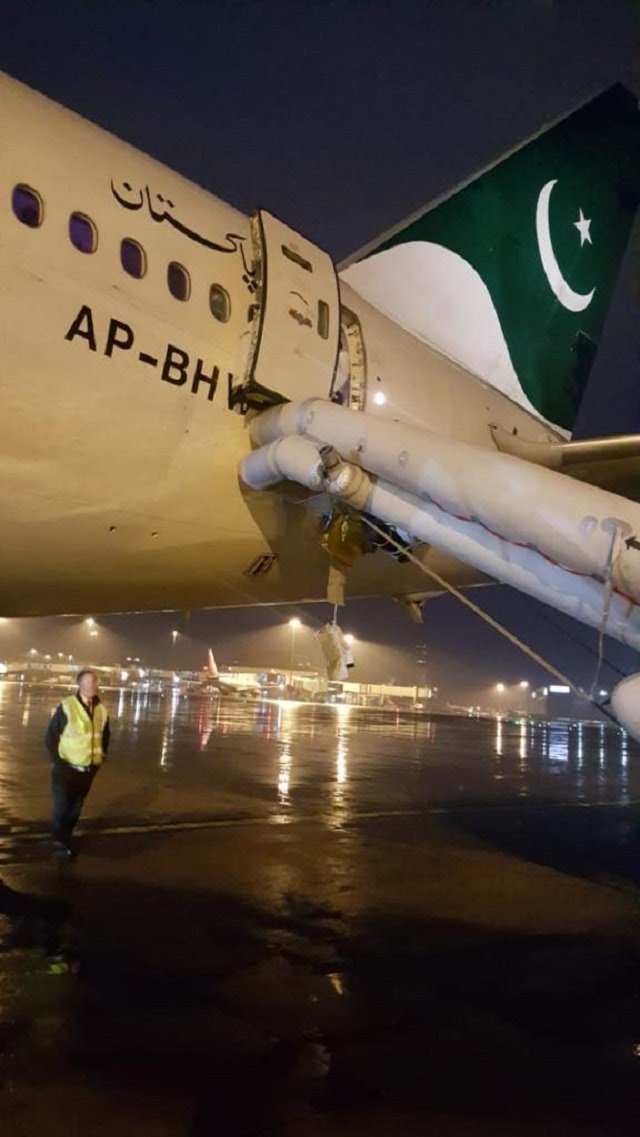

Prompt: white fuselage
[{"left": 0, "top": 73, "right": 560, "bottom": 616}]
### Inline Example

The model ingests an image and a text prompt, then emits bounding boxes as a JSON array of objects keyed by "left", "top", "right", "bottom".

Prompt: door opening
[
  {"left": 330, "top": 306, "right": 367, "bottom": 411},
  {"left": 231, "top": 211, "right": 340, "bottom": 412}
]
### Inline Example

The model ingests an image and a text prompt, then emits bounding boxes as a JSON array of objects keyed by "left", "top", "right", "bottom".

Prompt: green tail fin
[{"left": 342, "top": 85, "right": 640, "bottom": 432}]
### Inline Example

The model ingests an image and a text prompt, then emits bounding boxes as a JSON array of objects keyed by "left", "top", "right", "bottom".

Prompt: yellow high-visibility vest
[{"left": 58, "top": 695, "right": 108, "bottom": 767}]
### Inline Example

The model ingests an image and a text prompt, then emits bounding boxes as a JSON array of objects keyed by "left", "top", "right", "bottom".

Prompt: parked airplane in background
[
  {"left": 2, "top": 72, "right": 640, "bottom": 731},
  {"left": 200, "top": 649, "right": 261, "bottom": 698}
]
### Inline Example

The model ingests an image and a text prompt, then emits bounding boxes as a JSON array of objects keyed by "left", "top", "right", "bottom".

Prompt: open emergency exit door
[{"left": 239, "top": 211, "right": 340, "bottom": 407}]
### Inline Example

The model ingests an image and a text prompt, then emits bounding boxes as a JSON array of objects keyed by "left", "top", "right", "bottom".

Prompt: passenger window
[
  {"left": 210, "top": 283, "right": 230, "bottom": 323},
  {"left": 69, "top": 212, "right": 97, "bottom": 254},
  {"left": 317, "top": 300, "right": 330, "bottom": 340},
  {"left": 121, "top": 238, "right": 146, "bottom": 279},
  {"left": 167, "top": 261, "right": 190, "bottom": 301},
  {"left": 12, "top": 184, "right": 43, "bottom": 228}
]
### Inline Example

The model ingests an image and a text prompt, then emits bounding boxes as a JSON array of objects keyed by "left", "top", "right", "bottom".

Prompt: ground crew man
[{"left": 45, "top": 668, "right": 110, "bottom": 858}]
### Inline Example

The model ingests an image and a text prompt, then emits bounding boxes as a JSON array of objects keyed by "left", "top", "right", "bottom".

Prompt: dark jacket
[{"left": 45, "top": 694, "right": 111, "bottom": 763}]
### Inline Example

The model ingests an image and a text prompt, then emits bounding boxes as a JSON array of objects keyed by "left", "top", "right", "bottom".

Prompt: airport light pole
[
  {"left": 519, "top": 680, "right": 531, "bottom": 716},
  {"left": 288, "top": 617, "right": 302, "bottom": 686},
  {"left": 415, "top": 642, "right": 429, "bottom": 702},
  {"left": 84, "top": 616, "right": 98, "bottom": 640}
]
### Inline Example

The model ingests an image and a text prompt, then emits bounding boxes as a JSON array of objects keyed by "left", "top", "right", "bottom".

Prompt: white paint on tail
[{"left": 342, "top": 241, "right": 546, "bottom": 425}]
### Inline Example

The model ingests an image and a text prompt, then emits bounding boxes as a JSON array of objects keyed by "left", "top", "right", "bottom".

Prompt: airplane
[
  {"left": 2, "top": 72, "right": 640, "bottom": 734},
  {"left": 199, "top": 649, "right": 262, "bottom": 698}
]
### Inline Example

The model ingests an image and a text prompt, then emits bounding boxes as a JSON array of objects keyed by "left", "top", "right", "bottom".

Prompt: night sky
[{"left": 3, "top": 0, "right": 640, "bottom": 696}]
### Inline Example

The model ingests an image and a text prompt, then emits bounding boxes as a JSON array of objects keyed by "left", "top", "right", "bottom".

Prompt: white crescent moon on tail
[{"left": 536, "top": 179, "right": 595, "bottom": 313}]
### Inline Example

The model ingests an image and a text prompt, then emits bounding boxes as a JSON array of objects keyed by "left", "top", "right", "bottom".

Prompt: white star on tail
[{"left": 573, "top": 208, "right": 592, "bottom": 246}]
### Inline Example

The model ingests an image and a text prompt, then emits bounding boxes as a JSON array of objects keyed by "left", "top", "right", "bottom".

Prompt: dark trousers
[{"left": 51, "top": 760, "right": 97, "bottom": 844}]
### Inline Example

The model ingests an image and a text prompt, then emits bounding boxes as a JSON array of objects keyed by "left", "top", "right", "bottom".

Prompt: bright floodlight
[
  {"left": 85, "top": 617, "right": 95, "bottom": 627},
  {"left": 344, "top": 633, "right": 355, "bottom": 645},
  {"left": 29, "top": 648, "right": 38, "bottom": 655},
  {"left": 373, "top": 391, "right": 387, "bottom": 406},
  {"left": 519, "top": 680, "right": 529, "bottom": 688},
  {"left": 496, "top": 682, "right": 505, "bottom": 693},
  {"left": 288, "top": 617, "right": 302, "bottom": 630}
]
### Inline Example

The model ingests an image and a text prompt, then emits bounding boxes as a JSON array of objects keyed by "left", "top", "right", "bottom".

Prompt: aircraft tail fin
[
  {"left": 341, "top": 85, "right": 640, "bottom": 433},
  {"left": 207, "top": 649, "right": 219, "bottom": 678}
]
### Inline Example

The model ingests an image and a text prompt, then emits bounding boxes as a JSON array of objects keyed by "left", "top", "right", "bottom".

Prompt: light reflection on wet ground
[
  {"left": 1, "top": 684, "right": 640, "bottom": 1134},
  {"left": 1, "top": 684, "right": 638, "bottom": 833}
]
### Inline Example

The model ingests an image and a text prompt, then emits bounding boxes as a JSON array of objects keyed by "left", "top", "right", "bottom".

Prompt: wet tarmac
[{"left": 1, "top": 683, "right": 640, "bottom": 1134}]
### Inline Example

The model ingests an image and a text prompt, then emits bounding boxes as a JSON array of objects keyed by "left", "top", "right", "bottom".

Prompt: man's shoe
[{"left": 52, "top": 840, "right": 75, "bottom": 861}]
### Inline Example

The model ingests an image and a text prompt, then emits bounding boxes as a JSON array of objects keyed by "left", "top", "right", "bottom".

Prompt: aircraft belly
[{"left": 0, "top": 485, "right": 483, "bottom": 615}]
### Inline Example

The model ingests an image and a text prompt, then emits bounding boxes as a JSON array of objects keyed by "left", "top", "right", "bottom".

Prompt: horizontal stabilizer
[{"left": 491, "top": 426, "right": 640, "bottom": 500}]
